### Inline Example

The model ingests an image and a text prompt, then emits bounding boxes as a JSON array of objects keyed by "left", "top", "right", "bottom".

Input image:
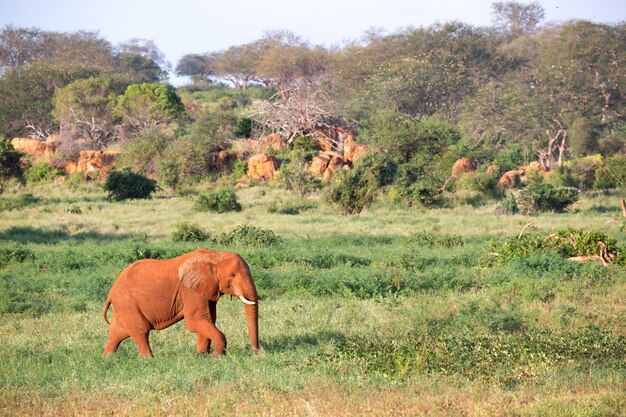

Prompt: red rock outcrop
[
  {"left": 261, "top": 133, "right": 286, "bottom": 151},
  {"left": 451, "top": 158, "right": 475, "bottom": 178},
  {"left": 64, "top": 150, "right": 120, "bottom": 180},
  {"left": 247, "top": 153, "right": 278, "bottom": 180},
  {"left": 11, "top": 138, "right": 46, "bottom": 157},
  {"left": 343, "top": 137, "right": 371, "bottom": 164}
]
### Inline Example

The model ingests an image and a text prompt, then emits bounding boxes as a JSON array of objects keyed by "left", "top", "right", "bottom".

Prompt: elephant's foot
[{"left": 211, "top": 347, "right": 226, "bottom": 356}]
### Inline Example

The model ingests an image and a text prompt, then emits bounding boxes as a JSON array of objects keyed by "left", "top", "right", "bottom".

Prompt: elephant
[{"left": 102, "top": 249, "right": 259, "bottom": 358}]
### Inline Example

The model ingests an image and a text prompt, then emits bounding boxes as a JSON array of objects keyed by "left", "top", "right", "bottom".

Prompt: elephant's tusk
[{"left": 238, "top": 295, "right": 256, "bottom": 305}]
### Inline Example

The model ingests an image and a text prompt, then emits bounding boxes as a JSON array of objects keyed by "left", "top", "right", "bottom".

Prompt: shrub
[
  {"left": 280, "top": 159, "right": 322, "bottom": 198},
  {"left": 158, "top": 160, "right": 180, "bottom": 191},
  {"left": 324, "top": 152, "right": 395, "bottom": 215},
  {"left": 517, "top": 183, "right": 579, "bottom": 213},
  {"left": 233, "top": 159, "right": 248, "bottom": 179},
  {"left": 172, "top": 223, "right": 209, "bottom": 242},
  {"left": 495, "top": 192, "right": 519, "bottom": 215},
  {"left": 594, "top": 155, "right": 626, "bottom": 190},
  {"left": 455, "top": 172, "right": 502, "bottom": 199},
  {"left": 25, "top": 162, "right": 62, "bottom": 183},
  {"left": 118, "top": 129, "right": 172, "bottom": 177},
  {"left": 103, "top": 168, "right": 157, "bottom": 200},
  {"left": 195, "top": 188, "right": 241, "bottom": 213},
  {"left": 216, "top": 224, "right": 281, "bottom": 247},
  {"left": 0, "top": 135, "right": 23, "bottom": 193}
]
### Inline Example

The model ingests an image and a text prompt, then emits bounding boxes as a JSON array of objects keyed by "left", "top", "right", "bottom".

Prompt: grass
[{"left": 0, "top": 182, "right": 624, "bottom": 416}]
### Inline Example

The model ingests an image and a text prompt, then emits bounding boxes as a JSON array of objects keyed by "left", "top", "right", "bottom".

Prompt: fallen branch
[{"left": 518, "top": 223, "right": 534, "bottom": 239}]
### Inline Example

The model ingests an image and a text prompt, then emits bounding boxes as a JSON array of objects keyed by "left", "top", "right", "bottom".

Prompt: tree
[
  {"left": 117, "top": 38, "right": 169, "bottom": 82},
  {"left": 492, "top": 1, "right": 545, "bottom": 37},
  {"left": 52, "top": 77, "right": 118, "bottom": 150},
  {"left": 0, "top": 25, "right": 44, "bottom": 70},
  {"left": 116, "top": 83, "right": 184, "bottom": 132},
  {"left": 0, "top": 135, "right": 23, "bottom": 193},
  {"left": 175, "top": 53, "right": 215, "bottom": 85}
]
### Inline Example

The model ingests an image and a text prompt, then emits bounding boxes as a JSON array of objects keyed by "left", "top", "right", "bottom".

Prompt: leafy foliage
[
  {"left": 0, "top": 135, "right": 22, "bottom": 192},
  {"left": 324, "top": 152, "right": 395, "bottom": 214},
  {"left": 195, "top": 188, "right": 241, "bottom": 213},
  {"left": 116, "top": 82, "right": 184, "bottom": 131},
  {"left": 172, "top": 222, "right": 210, "bottom": 242},
  {"left": 103, "top": 168, "right": 157, "bottom": 200},
  {"left": 24, "top": 162, "right": 62, "bottom": 183},
  {"left": 517, "top": 183, "right": 580, "bottom": 213}
]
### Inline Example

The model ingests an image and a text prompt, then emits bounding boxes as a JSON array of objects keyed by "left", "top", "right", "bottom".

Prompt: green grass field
[{"left": 0, "top": 183, "right": 624, "bottom": 416}]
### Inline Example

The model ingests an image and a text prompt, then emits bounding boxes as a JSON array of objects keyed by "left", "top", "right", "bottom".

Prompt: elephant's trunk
[{"left": 244, "top": 302, "right": 259, "bottom": 353}]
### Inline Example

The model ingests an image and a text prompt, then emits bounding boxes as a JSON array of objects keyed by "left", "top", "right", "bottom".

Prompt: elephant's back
[{"left": 110, "top": 258, "right": 178, "bottom": 297}]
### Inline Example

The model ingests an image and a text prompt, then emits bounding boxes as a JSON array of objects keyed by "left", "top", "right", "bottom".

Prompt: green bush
[
  {"left": 517, "top": 183, "right": 579, "bottom": 213},
  {"left": 172, "top": 223, "right": 209, "bottom": 242},
  {"left": 489, "top": 228, "right": 623, "bottom": 264},
  {"left": 24, "top": 162, "right": 62, "bottom": 183},
  {"left": 233, "top": 159, "right": 248, "bottom": 179},
  {"left": 195, "top": 188, "right": 241, "bottom": 213},
  {"left": 0, "top": 135, "right": 23, "bottom": 193},
  {"left": 215, "top": 224, "right": 281, "bottom": 248},
  {"left": 455, "top": 172, "right": 502, "bottom": 199},
  {"left": 280, "top": 159, "right": 322, "bottom": 198},
  {"left": 103, "top": 168, "right": 157, "bottom": 200},
  {"left": 495, "top": 192, "right": 519, "bottom": 215},
  {"left": 118, "top": 129, "right": 172, "bottom": 177},
  {"left": 324, "top": 152, "right": 395, "bottom": 215},
  {"left": 594, "top": 155, "right": 626, "bottom": 190}
]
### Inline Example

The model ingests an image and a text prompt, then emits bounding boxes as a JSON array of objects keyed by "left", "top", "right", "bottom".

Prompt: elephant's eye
[{"left": 229, "top": 272, "right": 235, "bottom": 277}]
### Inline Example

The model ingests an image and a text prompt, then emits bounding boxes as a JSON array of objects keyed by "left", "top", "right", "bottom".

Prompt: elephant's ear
[{"left": 178, "top": 256, "right": 219, "bottom": 300}]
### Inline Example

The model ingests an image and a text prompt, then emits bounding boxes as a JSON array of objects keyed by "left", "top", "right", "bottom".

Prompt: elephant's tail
[{"left": 103, "top": 299, "right": 111, "bottom": 325}]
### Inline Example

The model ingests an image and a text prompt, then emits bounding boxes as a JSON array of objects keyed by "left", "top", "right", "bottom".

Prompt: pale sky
[{"left": 1, "top": 0, "right": 625, "bottom": 85}]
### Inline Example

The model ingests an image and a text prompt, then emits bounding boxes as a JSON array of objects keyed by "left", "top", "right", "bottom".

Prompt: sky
[{"left": 1, "top": 0, "right": 625, "bottom": 85}]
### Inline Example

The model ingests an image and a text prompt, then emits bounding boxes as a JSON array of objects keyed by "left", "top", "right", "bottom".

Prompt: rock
[
  {"left": 486, "top": 165, "right": 499, "bottom": 175},
  {"left": 451, "top": 158, "right": 475, "bottom": 178},
  {"left": 64, "top": 150, "right": 120, "bottom": 180},
  {"left": 309, "top": 154, "right": 331, "bottom": 176},
  {"left": 261, "top": 133, "right": 286, "bottom": 151},
  {"left": 343, "top": 136, "right": 370, "bottom": 164},
  {"left": 499, "top": 170, "right": 521, "bottom": 187},
  {"left": 311, "top": 131, "right": 335, "bottom": 152},
  {"left": 247, "top": 153, "right": 278, "bottom": 181},
  {"left": 322, "top": 156, "right": 344, "bottom": 182},
  {"left": 11, "top": 138, "right": 46, "bottom": 157}
]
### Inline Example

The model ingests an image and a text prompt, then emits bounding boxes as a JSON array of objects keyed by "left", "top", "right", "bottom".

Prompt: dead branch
[{"left": 518, "top": 222, "right": 534, "bottom": 239}]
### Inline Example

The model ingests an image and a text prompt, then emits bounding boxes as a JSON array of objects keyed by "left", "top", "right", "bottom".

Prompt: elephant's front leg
[
  {"left": 194, "top": 320, "right": 226, "bottom": 356},
  {"left": 196, "top": 301, "right": 218, "bottom": 354}
]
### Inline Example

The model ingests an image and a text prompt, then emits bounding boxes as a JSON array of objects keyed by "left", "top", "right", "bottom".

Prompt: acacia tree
[
  {"left": 491, "top": 1, "right": 545, "bottom": 37},
  {"left": 52, "top": 77, "right": 118, "bottom": 150},
  {"left": 116, "top": 83, "right": 184, "bottom": 132}
]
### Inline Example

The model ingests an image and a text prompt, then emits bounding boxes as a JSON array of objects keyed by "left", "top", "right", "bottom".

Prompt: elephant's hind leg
[
  {"left": 103, "top": 317, "right": 130, "bottom": 355},
  {"left": 131, "top": 333, "right": 153, "bottom": 358}
]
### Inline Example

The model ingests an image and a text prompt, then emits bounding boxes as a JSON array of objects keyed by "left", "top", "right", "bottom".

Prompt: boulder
[
  {"left": 451, "top": 158, "right": 475, "bottom": 178},
  {"left": 343, "top": 137, "right": 371, "bottom": 164},
  {"left": 11, "top": 138, "right": 46, "bottom": 157},
  {"left": 261, "top": 133, "right": 286, "bottom": 151},
  {"left": 322, "top": 156, "right": 345, "bottom": 182},
  {"left": 311, "top": 131, "right": 335, "bottom": 152},
  {"left": 64, "top": 150, "right": 120, "bottom": 180},
  {"left": 247, "top": 153, "right": 278, "bottom": 181},
  {"left": 309, "top": 154, "right": 331, "bottom": 176},
  {"left": 499, "top": 170, "right": 522, "bottom": 187}
]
